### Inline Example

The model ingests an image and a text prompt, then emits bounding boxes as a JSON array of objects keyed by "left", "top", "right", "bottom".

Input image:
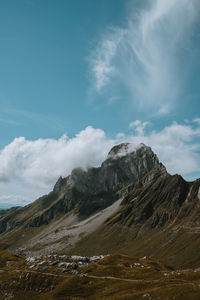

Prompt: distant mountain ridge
[{"left": 0, "top": 143, "right": 199, "bottom": 269}]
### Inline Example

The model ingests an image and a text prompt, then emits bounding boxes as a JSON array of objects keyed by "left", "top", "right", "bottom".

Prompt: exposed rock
[
  {"left": 0, "top": 143, "right": 166, "bottom": 234},
  {"left": 107, "top": 174, "right": 200, "bottom": 229},
  {"left": 1, "top": 142, "right": 200, "bottom": 268}
]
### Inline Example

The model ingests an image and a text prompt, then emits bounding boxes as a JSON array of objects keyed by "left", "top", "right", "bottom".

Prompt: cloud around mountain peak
[{"left": 0, "top": 119, "right": 200, "bottom": 207}]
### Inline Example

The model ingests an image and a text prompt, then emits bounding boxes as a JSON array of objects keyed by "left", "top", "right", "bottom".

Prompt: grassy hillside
[
  {"left": 69, "top": 222, "right": 200, "bottom": 270},
  {"left": 0, "top": 251, "right": 200, "bottom": 299}
]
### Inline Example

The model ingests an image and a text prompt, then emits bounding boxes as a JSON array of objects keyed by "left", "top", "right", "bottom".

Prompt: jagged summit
[
  {"left": 107, "top": 142, "right": 146, "bottom": 159},
  {"left": 0, "top": 142, "right": 200, "bottom": 269},
  {"left": 0, "top": 142, "right": 167, "bottom": 236},
  {"left": 55, "top": 142, "right": 166, "bottom": 204}
]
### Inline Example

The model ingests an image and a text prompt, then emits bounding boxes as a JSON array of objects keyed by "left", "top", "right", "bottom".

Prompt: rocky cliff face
[
  {"left": 51, "top": 143, "right": 166, "bottom": 217},
  {"left": 106, "top": 174, "right": 200, "bottom": 229},
  {"left": 0, "top": 143, "right": 166, "bottom": 234},
  {"left": 0, "top": 143, "right": 200, "bottom": 268},
  {"left": 54, "top": 143, "right": 166, "bottom": 194},
  {"left": 69, "top": 175, "right": 200, "bottom": 269}
]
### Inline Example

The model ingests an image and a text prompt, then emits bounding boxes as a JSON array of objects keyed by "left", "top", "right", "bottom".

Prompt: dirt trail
[{"left": 17, "top": 269, "right": 190, "bottom": 285}]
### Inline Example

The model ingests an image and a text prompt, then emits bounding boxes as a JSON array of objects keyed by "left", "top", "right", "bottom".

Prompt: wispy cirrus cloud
[
  {"left": 1, "top": 107, "right": 69, "bottom": 133},
  {"left": 89, "top": 0, "right": 200, "bottom": 114},
  {"left": 0, "top": 118, "right": 21, "bottom": 126},
  {"left": 90, "top": 30, "right": 124, "bottom": 92}
]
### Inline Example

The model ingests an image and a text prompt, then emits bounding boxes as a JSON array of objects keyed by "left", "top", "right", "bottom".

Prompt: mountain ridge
[
  {"left": 0, "top": 143, "right": 199, "bottom": 270},
  {"left": 0, "top": 143, "right": 166, "bottom": 232}
]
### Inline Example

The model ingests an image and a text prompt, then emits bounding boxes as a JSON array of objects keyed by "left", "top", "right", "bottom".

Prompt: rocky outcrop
[
  {"left": 52, "top": 143, "right": 167, "bottom": 214},
  {"left": 107, "top": 174, "right": 199, "bottom": 229},
  {"left": 50, "top": 143, "right": 166, "bottom": 217},
  {"left": 0, "top": 207, "right": 21, "bottom": 218},
  {"left": 0, "top": 142, "right": 200, "bottom": 268},
  {"left": 70, "top": 176, "right": 200, "bottom": 269},
  {"left": 0, "top": 143, "right": 166, "bottom": 234}
]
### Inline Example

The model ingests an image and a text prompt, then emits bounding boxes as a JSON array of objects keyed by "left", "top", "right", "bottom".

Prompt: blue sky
[
  {"left": 0, "top": 0, "right": 200, "bottom": 207},
  {"left": 0, "top": 0, "right": 128, "bottom": 145}
]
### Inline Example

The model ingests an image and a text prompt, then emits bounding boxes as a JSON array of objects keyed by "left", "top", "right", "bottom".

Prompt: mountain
[
  {"left": 0, "top": 143, "right": 200, "bottom": 270},
  {"left": 0, "top": 143, "right": 164, "bottom": 231},
  {"left": 72, "top": 173, "right": 200, "bottom": 268}
]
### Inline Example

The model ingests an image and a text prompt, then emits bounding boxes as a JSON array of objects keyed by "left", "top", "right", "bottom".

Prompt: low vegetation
[{"left": 0, "top": 251, "right": 200, "bottom": 299}]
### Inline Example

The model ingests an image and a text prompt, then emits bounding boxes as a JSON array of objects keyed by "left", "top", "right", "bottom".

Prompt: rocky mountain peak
[
  {"left": 1, "top": 143, "right": 200, "bottom": 274},
  {"left": 51, "top": 143, "right": 167, "bottom": 217},
  {"left": 0, "top": 142, "right": 168, "bottom": 238},
  {"left": 54, "top": 143, "right": 165, "bottom": 192},
  {"left": 107, "top": 142, "right": 146, "bottom": 159},
  {"left": 54, "top": 143, "right": 166, "bottom": 194}
]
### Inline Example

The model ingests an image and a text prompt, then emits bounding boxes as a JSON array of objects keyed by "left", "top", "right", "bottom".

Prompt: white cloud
[
  {"left": 90, "top": 0, "right": 200, "bottom": 113},
  {"left": 0, "top": 126, "right": 114, "bottom": 188},
  {"left": 193, "top": 118, "right": 200, "bottom": 125},
  {"left": 0, "top": 120, "right": 200, "bottom": 207},
  {"left": 127, "top": 121, "right": 200, "bottom": 175},
  {"left": 129, "top": 120, "right": 151, "bottom": 135},
  {"left": 90, "top": 30, "right": 124, "bottom": 92},
  {"left": 0, "top": 127, "right": 114, "bottom": 206}
]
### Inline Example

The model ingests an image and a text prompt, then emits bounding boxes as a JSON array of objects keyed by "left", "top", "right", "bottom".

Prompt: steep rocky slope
[
  {"left": 71, "top": 174, "right": 200, "bottom": 268},
  {"left": 0, "top": 143, "right": 166, "bottom": 252},
  {"left": 0, "top": 143, "right": 200, "bottom": 270}
]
